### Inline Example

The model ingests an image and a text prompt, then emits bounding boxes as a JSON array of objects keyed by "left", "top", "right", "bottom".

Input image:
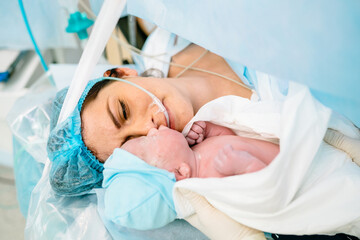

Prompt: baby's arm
[
  {"left": 186, "top": 121, "right": 235, "bottom": 145},
  {"left": 214, "top": 144, "right": 266, "bottom": 176}
]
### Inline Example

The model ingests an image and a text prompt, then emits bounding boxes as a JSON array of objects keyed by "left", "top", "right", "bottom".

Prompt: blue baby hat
[
  {"left": 103, "top": 148, "right": 177, "bottom": 230},
  {"left": 47, "top": 78, "right": 106, "bottom": 196}
]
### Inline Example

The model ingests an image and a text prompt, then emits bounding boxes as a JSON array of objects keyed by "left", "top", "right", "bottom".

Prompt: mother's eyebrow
[{"left": 107, "top": 97, "right": 121, "bottom": 129}]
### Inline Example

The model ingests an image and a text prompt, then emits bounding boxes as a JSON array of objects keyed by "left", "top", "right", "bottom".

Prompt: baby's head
[{"left": 121, "top": 126, "right": 195, "bottom": 180}]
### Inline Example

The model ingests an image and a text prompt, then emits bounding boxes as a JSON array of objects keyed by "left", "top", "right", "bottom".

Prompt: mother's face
[{"left": 81, "top": 70, "right": 194, "bottom": 162}]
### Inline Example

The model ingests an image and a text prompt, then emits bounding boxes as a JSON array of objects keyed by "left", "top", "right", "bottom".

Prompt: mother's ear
[{"left": 103, "top": 67, "right": 138, "bottom": 78}]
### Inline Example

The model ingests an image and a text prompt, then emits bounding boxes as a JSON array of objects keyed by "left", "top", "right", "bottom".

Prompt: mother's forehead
[{"left": 106, "top": 77, "right": 151, "bottom": 89}]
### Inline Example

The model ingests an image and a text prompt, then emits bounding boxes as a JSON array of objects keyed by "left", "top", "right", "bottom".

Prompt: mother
[
  {"left": 47, "top": 42, "right": 264, "bottom": 238},
  {"left": 81, "top": 44, "right": 253, "bottom": 163}
]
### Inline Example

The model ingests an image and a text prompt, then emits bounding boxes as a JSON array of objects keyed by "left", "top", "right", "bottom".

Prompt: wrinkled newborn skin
[{"left": 121, "top": 124, "right": 279, "bottom": 180}]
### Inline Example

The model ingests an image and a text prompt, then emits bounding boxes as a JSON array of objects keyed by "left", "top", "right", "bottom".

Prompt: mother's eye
[{"left": 119, "top": 100, "right": 128, "bottom": 120}]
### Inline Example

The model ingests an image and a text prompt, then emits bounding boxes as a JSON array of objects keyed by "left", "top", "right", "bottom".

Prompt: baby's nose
[
  {"left": 147, "top": 128, "right": 158, "bottom": 136},
  {"left": 159, "top": 125, "right": 168, "bottom": 130}
]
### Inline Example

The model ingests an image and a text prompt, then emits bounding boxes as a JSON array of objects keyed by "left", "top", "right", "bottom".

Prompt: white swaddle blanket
[{"left": 173, "top": 82, "right": 360, "bottom": 236}]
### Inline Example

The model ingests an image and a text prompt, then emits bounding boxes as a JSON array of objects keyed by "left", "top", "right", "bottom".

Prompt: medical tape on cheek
[{"left": 100, "top": 77, "right": 170, "bottom": 127}]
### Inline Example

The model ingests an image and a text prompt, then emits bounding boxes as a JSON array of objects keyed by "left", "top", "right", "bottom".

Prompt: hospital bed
[{"left": 5, "top": 0, "right": 360, "bottom": 239}]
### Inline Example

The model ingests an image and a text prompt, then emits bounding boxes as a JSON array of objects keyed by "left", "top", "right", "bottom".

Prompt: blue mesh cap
[{"left": 47, "top": 78, "right": 107, "bottom": 196}]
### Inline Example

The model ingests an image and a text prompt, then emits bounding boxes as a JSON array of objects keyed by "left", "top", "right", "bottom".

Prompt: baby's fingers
[
  {"left": 187, "top": 130, "right": 200, "bottom": 140},
  {"left": 186, "top": 136, "right": 196, "bottom": 146},
  {"left": 192, "top": 121, "right": 206, "bottom": 134},
  {"left": 196, "top": 134, "right": 204, "bottom": 144}
]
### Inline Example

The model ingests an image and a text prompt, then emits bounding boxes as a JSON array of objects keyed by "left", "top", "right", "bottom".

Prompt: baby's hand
[
  {"left": 214, "top": 144, "right": 266, "bottom": 176},
  {"left": 185, "top": 121, "right": 207, "bottom": 146}
]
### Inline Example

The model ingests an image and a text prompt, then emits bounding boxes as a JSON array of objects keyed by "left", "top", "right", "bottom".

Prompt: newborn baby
[{"left": 121, "top": 121, "right": 279, "bottom": 180}]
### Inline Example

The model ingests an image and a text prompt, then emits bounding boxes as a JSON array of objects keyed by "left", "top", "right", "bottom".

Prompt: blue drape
[{"left": 127, "top": 0, "right": 360, "bottom": 126}]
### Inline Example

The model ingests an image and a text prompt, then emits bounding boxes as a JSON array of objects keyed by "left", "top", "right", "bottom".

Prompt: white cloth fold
[{"left": 174, "top": 82, "right": 360, "bottom": 236}]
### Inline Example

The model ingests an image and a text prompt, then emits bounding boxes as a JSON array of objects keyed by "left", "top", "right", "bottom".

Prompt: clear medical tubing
[
  {"left": 18, "top": 0, "right": 55, "bottom": 86},
  {"left": 18, "top": 0, "right": 48, "bottom": 72},
  {"left": 101, "top": 76, "right": 170, "bottom": 126},
  {"left": 58, "top": 0, "right": 126, "bottom": 124}
]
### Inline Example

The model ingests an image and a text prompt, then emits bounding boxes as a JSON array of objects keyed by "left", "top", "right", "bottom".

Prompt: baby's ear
[{"left": 175, "top": 162, "right": 191, "bottom": 181}]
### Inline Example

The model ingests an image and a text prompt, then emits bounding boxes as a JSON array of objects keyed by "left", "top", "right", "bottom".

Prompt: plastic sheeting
[
  {"left": 6, "top": 83, "right": 111, "bottom": 239},
  {"left": 7, "top": 86, "right": 55, "bottom": 216},
  {"left": 127, "top": 0, "right": 360, "bottom": 127}
]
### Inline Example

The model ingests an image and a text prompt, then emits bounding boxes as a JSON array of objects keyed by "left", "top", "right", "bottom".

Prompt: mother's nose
[{"left": 124, "top": 117, "right": 159, "bottom": 140}]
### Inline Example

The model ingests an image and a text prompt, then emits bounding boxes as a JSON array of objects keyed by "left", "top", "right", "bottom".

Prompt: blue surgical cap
[
  {"left": 103, "top": 149, "right": 177, "bottom": 230},
  {"left": 47, "top": 78, "right": 105, "bottom": 196}
]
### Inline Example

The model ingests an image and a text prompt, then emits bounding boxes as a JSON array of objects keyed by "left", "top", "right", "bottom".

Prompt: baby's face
[{"left": 121, "top": 126, "right": 192, "bottom": 170}]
